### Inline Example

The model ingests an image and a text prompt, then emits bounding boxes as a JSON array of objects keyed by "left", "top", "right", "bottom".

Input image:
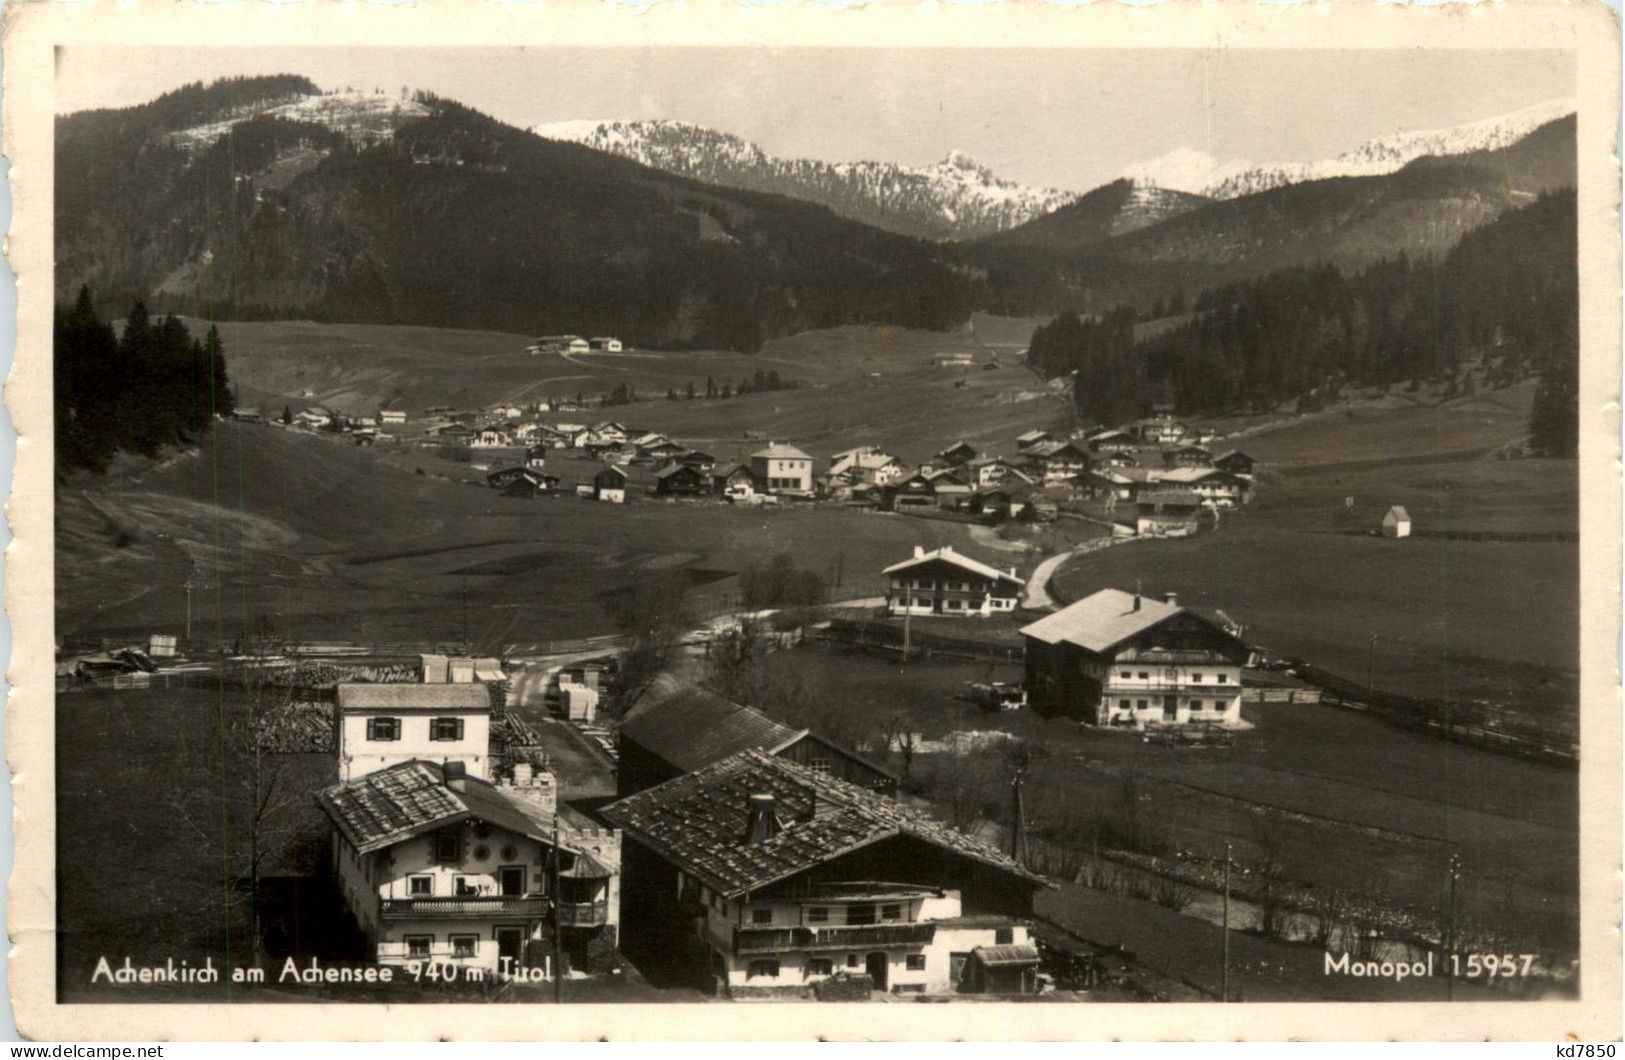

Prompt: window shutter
[{"left": 455, "top": 718, "right": 465, "bottom": 740}]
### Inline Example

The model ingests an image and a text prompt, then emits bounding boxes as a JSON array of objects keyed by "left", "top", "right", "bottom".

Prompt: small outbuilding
[{"left": 1382, "top": 505, "right": 1412, "bottom": 538}]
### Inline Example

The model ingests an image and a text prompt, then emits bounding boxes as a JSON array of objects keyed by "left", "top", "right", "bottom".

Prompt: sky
[{"left": 55, "top": 47, "right": 1575, "bottom": 191}]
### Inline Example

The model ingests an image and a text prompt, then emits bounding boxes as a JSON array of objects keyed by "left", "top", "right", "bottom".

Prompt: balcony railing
[
  {"left": 380, "top": 895, "right": 553, "bottom": 920},
  {"left": 1105, "top": 681, "right": 1238, "bottom": 694},
  {"left": 733, "top": 921, "right": 936, "bottom": 955}
]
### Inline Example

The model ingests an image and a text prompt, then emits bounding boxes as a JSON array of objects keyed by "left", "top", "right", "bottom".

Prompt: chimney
[
  {"left": 1133, "top": 592, "right": 1141, "bottom": 612},
  {"left": 1165, "top": 591, "right": 1179, "bottom": 607},
  {"left": 513, "top": 760, "right": 533, "bottom": 787},
  {"left": 444, "top": 759, "right": 469, "bottom": 793},
  {"left": 913, "top": 545, "right": 926, "bottom": 559},
  {"left": 743, "top": 793, "right": 781, "bottom": 844}
]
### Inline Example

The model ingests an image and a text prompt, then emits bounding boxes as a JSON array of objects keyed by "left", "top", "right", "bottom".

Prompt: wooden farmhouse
[
  {"left": 1021, "top": 588, "right": 1248, "bottom": 728},
  {"left": 600, "top": 751, "right": 1047, "bottom": 998},
  {"left": 883, "top": 546, "right": 1024, "bottom": 618},
  {"left": 617, "top": 675, "right": 895, "bottom": 799}
]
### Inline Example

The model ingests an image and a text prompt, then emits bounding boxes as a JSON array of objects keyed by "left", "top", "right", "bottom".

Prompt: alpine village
[{"left": 54, "top": 77, "right": 1580, "bottom": 1004}]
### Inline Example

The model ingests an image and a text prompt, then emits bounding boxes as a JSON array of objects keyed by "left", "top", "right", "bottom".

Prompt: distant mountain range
[
  {"left": 532, "top": 119, "right": 1076, "bottom": 241},
  {"left": 55, "top": 77, "right": 1580, "bottom": 342},
  {"left": 1125, "top": 98, "right": 1575, "bottom": 200}
]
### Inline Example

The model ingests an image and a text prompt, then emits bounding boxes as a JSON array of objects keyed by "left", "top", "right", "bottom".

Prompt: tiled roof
[
  {"left": 882, "top": 546, "right": 1023, "bottom": 587},
  {"left": 315, "top": 760, "right": 566, "bottom": 855},
  {"left": 335, "top": 683, "right": 492, "bottom": 713},
  {"left": 1020, "top": 588, "right": 1183, "bottom": 653},
  {"left": 620, "top": 675, "right": 805, "bottom": 773},
  {"left": 600, "top": 750, "right": 1047, "bottom": 899}
]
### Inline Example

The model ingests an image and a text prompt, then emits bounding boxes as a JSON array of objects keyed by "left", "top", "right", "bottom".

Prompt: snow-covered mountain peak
[
  {"left": 1127, "top": 98, "right": 1576, "bottom": 200},
  {"left": 530, "top": 118, "right": 1077, "bottom": 240},
  {"left": 168, "top": 88, "right": 430, "bottom": 151}
]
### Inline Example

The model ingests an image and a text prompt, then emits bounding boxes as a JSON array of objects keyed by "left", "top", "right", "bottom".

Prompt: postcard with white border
[{"left": 5, "top": 0, "right": 1621, "bottom": 1042}]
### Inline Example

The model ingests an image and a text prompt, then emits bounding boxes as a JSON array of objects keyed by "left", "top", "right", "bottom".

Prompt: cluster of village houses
[
  {"left": 305, "top": 567, "right": 1253, "bottom": 999},
  {"left": 431, "top": 407, "right": 1256, "bottom": 537}
]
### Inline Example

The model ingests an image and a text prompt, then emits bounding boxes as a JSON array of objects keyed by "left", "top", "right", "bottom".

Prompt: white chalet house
[
  {"left": 883, "top": 546, "right": 1025, "bottom": 617},
  {"left": 1022, "top": 589, "right": 1248, "bottom": 729},
  {"left": 318, "top": 680, "right": 623, "bottom": 976},
  {"left": 750, "top": 442, "right": 815, "bottom": 496},
  {"left": 318, "top": 759, "right": 622, "bottom": 976},
  {"left": 828, "top": 447, "right": 906, "bottom": 488}
]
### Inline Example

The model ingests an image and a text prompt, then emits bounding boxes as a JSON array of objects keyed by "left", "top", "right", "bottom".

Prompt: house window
[
  {"left": 408, "top": 875, "right": 433, "bottom": 897},
  {"left": 1138, "top": 672, "right": 1149, "bottom": 680},
  {"left": 751, "top": 908, "right": 773, "bottom": 926},
  {"left": 807, "top": 958, "right": 834, "bottom": 977},
  {"left": 1136, "top": 700, "right": 1149, "bottom": 710},
  {"left": 846, "top": 954, "right": 860, "bottom": 968},
  {"left": 905, "top": 954, "right": 927, "bottom": 971},
  {"left": 808, "top": 758, "right": 832, "bottom": 775},
  {"left": 995, "top": 927, "right": 1014, "bottom": 945},
  {"left": 1217, "top": 674, "right": 1228, "bottom": 684},
  {"left": 429, "top": 717, "right": 465, "bottom": 742},
  {"left": 807, "top": 907, "right": 829, "bottom": 924},
  {"left": 450, "top": 935, "right": 478, "bottom": 959},
  {"left": 1192, "top": 673, "right": 1204, "bottom": 682},
  {"left": 454, "top": 876, "right": 479, "bottom": 897},
  {"left": 367, "top": 717, "right": 401, "bottom": 741},
  {"left": 1118, "top": 699, "right": 1131, "bottom": 709},
  {"left": 404, "top": 935, "right": 432, "bottom": 959},
  {"left": 1119, "top": 671, "right": 1132, "bottom": 679},
  {"left": 881, "top": 904, "right": 903, "bottom": 922},
  {"left": 746, "top": 959, "right": 780, "bottom": 980},
  {"left": 1191, "top": 700, "right": 1205, "bottom": 711},
  {"left": 433, "top": 833, "right": 461, "bottom": 863},
  {"left": 846, "top": 904, "right": 877, "bottom": 926}
]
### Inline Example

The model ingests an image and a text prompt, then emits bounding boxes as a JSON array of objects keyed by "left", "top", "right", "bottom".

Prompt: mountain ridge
[{"left": 532, "top": 118, "right": 1077, "bottom": 241}]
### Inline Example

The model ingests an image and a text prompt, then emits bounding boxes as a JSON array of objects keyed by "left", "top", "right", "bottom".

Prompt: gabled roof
[
  {"left": 1016, "top": 429, "right": 1055, "bottom": 444},
  {"left": 335, "top": 683, "right": 492, "bottom": 713},
  {"left": 620, "top": 675, "right": 805, "bottom": 773},
  {"left": 316, "top": 760, "right": 573, "bottom": 856},
  {"left": 1029, "top": 440, "right": 1088, "bottom": 459},
  {"left": 1020, "top": 588, "right": 1184, "bottom": 653},
  {"left": 752, "top": 442, "right": 812, "bottom": 461},
  {"left": 882, "top": 546, "right": 1024, "bottom": 587},
  {"left": 656, "top": 463, "right": 706, "bottom": 481},
  {"left": 1385, "top": 505, "right": 1411, "bottom": 521},
  {"left": 600, "top": 750, "right": 1046, "bottom": 900},
  {"left": 1136, "top": 490, "right": 1204, "bottom": 508}
]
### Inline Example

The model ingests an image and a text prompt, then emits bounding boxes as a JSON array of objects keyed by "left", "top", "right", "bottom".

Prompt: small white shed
[{"left": 1382, "top": 505, "right": 1412, "bottom": 538}]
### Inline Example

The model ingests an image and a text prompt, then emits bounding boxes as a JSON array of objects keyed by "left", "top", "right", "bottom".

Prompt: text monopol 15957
[{"left": 1323, "top": 952, "right": 1538, "bottom": 982}]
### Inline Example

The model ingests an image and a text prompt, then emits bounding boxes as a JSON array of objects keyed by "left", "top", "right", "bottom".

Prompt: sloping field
[
  {"left": 55, "top": 421, "right": 1014, "bottom": 648},
  {"left": 1054, "top": 381, "right": 1578, "bottom": 723}
]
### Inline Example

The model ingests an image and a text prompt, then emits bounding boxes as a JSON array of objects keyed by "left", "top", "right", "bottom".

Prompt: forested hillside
[
  {"left": 57, "top": 78, "right": 978, "bottom": 350},
  {"left": 1028, "top": 190, "right": 1577, "bottom": 449}
]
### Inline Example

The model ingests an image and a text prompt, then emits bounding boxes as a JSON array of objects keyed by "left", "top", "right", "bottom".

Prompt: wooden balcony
[
  {"left": 733, "top": 921, "right": 936, "bottom": 955},
  {"left": 380, "top": 895, "right": 553, "bottom": 920}
]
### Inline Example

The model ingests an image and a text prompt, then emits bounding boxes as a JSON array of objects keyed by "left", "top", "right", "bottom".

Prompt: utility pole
[
  {"left": 552, "top": 815, "right": 564, "bottom": 1004},
  {"left": 1221, "top": 843, "right": 1232, "bottom": 1003},
  {"left": 902, "top": 603, "right": 911, "bottom": 663},
  {"left": 1443, "top": 852, "right": 1460, "bottom": 1001},
  {"left": 1009, "top": 768, "right": 1026, "bottom": 864},
  {"left": 1366, "top": 633, "right": 1378, "bottom": 701}
]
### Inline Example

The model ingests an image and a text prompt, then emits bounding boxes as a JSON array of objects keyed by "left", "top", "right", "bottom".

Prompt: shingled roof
[
  {"left": 600, "top": 750, "right": 1047, "bottom": 900},
  {"left": 315, "top": 759, "right": 572, "bottom": 855},
  {"left": 620, "top": 676, "right": 805, "bottom": 773}
]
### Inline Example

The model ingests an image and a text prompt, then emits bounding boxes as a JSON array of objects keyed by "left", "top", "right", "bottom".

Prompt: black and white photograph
[{"left": 9, "top": 1, "right": 1621, "bottom": 1042}]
